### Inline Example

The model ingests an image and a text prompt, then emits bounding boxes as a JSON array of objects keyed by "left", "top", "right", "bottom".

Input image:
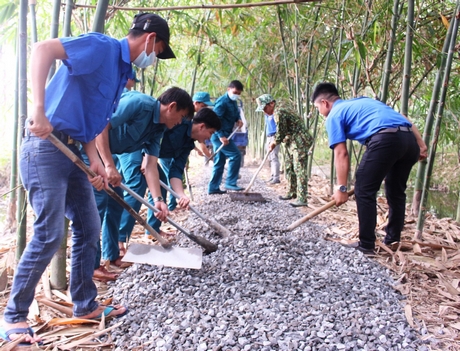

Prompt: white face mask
[
  {"left": 228, "top": 92, "right": 240, "bottom": 101},
  {"left": 133, "top": 37, "right": 157, "bottom": 69}
]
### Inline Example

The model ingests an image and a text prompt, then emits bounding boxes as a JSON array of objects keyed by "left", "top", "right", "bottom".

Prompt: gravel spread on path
[{"left": 108, "top": 162, "right": 428, "bottom": 351}]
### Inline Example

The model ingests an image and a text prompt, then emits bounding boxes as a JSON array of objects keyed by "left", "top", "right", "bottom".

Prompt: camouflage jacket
[{"left": 274, "top": 101, "right": 313, "bottom": 150}]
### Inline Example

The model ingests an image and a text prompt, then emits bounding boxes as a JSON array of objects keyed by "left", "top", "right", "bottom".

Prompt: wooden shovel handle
[
  {"left": 47, "top": 133, "right": 171, "bottom": 248},
  {"left": 205, "top": 128, "right": 239, "bottom": 164},
  {"left": 243, "top": 150, "right": 271, "bottom": 193},
  {"left": 287, "top": 189, "right": 354, "bottom": 231}
]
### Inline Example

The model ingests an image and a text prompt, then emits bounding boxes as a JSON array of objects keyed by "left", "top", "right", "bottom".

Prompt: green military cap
[{"left": 255, "top": 94, "right": 275, "bottom": 112}]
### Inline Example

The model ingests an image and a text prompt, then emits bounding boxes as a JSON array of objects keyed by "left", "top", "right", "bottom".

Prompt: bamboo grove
[{"left": 1, "top": 0, "right": 460, "bottom": 250}]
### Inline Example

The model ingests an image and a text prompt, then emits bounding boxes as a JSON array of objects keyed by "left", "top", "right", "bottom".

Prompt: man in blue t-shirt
[
  {"left": 311, "top": 83, "right": 427, "bottom": 255},
  {"left": 2, "top": 13, "right": 175, "bottom": 343}
]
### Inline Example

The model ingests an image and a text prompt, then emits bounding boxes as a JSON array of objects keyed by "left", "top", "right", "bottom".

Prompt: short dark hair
[
  {"left": 228, "top": 80, "right": 244, "bottom": 91},
  {"left": 311, "top": 82, "right": 340, "bottom": 102},
  {"left": 193, "top": 108, "right": 221, "bottom": 130},
  {"left": 158, "top": 87, "right": 194, "bottom": 119},
  {"left": 128, "top": 28, "right": 147, "bottom": 38}
]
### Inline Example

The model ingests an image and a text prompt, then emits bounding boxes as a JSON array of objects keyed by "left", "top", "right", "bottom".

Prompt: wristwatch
[
  {"left": 153, "top": 196, "right": 164, "bottom": 203},
  {"left": 336, "top": 185, "right": 348, "bottom": 193}
]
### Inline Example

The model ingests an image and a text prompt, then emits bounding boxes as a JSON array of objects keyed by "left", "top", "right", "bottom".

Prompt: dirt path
[{"left": 0, "top": 152, "right": 459, "bottom": 349}]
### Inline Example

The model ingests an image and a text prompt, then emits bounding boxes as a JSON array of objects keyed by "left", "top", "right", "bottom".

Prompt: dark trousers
[{"left": 355, "top": 131, "right": 420, "bottom": 249}]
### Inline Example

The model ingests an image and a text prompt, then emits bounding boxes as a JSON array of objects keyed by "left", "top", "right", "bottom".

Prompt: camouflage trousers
[{"left": 284, "top": 143, "right": 309, "bottom": 202}]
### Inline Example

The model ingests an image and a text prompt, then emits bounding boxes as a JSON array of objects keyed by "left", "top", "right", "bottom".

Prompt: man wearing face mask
[
  {"left": 2, "top": 12, "right": 174, "bottom": 344},
  {"left": 208, "top": 80, "right": 245, "bottom": 194}
]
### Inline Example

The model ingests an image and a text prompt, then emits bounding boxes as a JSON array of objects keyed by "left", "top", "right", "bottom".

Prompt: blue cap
[{"left": 192, "top": 92, "right": 214, "bottom": 106}]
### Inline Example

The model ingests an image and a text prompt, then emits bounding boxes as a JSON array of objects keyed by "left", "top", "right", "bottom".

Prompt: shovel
[
  {"left": 119, "top": 183, "right": 218, "bottom": 253},
  {"left": 48, "top": 133, "right": 204, "bottom": 269},
  {"left": 160, "top": 180, "right": 231, "bottom": 237},
  {"left": 287, "top": 189, "right": 355, "bottom": 231},
  {"left": 205, "top": 128, "right": 239, "bottom": 165},
  {"left": 183, "top": 166, "right": 194, "bottom": 202},
  {"left": 243, "top": 150, "right": 271, "bottom": 193},
  {"left": 47, "top": 133, "right": 171, "bottom": 249},
  {"left": 229, "top": 150, "right": 271, "bottom": 203}
]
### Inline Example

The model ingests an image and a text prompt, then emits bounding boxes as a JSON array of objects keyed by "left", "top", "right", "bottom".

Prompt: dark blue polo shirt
[{"left": 159, "top": 120, "right": 196, "bottom": 179}]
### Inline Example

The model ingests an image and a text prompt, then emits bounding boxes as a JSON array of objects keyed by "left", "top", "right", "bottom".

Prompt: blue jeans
[
  {"left": 208, "top": 134, "right": 241, "bottom": 192},
  {"left": 81, "top": 153, "right": 124, "bottom": 265},
  {"left": 93, "top": 180, "right": 124, "bottom": 262},
  {"left": 5, "top": 136, "right": 100, "bottom": 322},
  {"left": 118, "top": 151, "right": 155, "bottom": 242}
]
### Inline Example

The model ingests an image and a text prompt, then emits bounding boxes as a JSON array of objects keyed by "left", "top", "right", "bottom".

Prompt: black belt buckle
[{"left": 52, "top": 130, "right": 75, "bottom": 145}]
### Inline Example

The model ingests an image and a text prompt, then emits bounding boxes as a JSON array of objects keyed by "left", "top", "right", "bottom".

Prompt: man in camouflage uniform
[{"left": 256, "top": 94, "right": 313, "bottom": 207}]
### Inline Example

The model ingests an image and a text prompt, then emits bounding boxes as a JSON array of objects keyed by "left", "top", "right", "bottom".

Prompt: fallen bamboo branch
[
  {"left": 36, "top": 296, "right": 73, "bottom": 317},
  {"left": 62, "top": 0, "right": 317, "bottom": 12}
]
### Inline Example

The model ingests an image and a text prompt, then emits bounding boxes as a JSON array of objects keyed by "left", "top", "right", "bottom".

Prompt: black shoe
[
  {"left": 208, "top": 189, "right": 227, "bottom": 195},
  {"left": 270, "top": 179, "right": 280, "bottom": 184},
  {"left": 342, "top": 242, "right": 375, "bottom": 255},
  {"left": 279, "top": 194, "right": 296, "bottom": 200}
]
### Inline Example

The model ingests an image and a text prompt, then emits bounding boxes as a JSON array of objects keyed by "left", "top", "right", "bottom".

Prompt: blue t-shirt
[
  {"left": 45, "top": 33, "right": 132, "bottom": 143},
  {"left": 326, "top": 97, "right": 412, "bottom": 147},
  {"left": 159, "top": 121, "right": 196, "bottom": 180},
  {"left": 108, "top": 91, "right": 166, "bottom": 156},
  {"left": 213, "top": 93, "right": 241, "bottom": 138},
  {"left": 264, "top": 114, "right": 277, "bottom": 135}
]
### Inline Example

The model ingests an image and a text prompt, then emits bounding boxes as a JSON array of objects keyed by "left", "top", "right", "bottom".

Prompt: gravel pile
[{"left": 108, "top": 163, "right": 427, "bottom": 351}]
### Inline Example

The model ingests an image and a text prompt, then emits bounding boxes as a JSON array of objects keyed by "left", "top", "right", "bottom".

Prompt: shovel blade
[
  {"left": 122, "top": 243, "right": 202, "bottom": 269},
  {"left": 229, "top": 192, "right": 266, "bottom": 202}
]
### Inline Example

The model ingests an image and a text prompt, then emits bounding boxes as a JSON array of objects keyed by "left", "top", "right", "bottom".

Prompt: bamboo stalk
[
  {"left": 92, "top": 0, "right": 110, "bottom": 33},
  {"left": 415, "top": 3, "right": 460, "bottom": 240},
  {"left": 63, "top": 0, "right": 74, "bottom": 37},
  {"left": 293, "top": 7, "right": 301, "bottom": 116},
  {"left": 379, "top": 0, "right": 401, "bottom": 103},
  {"left": 400, "top": 0, "right": 415, "bottom": 116},
  {"left": 412, "top": 4, "right": 456, "bottom": 217},
  {"left": 7, "top": 37, "right": 19, "bottom": 230},
  {"left": 16, "top": 0, "right": 28, "bottom": 261},
  {"left": 277, "top": 5, "right": 292, "bottom": 97},
  {"left": 29, "top": 0, "right": 37, "bottom": 44},
  {"left": 47, "top": 0, "right": 61, "bottom": 81}
]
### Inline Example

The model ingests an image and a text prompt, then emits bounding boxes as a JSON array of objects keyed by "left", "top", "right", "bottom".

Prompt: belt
[
  {"left": 376, "top": 126, "right": 412, "bottom": 134},
  {"left": 25, "top": 128, "right": 75, "bottom": 145},
  {"left": 267, "top": 133, "right": 276, "bottom": 137}
]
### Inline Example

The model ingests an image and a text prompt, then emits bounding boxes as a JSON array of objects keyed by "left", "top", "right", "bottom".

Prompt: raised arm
[{"left": 29, "top": 39, "right": 68, "bottom": 138}]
